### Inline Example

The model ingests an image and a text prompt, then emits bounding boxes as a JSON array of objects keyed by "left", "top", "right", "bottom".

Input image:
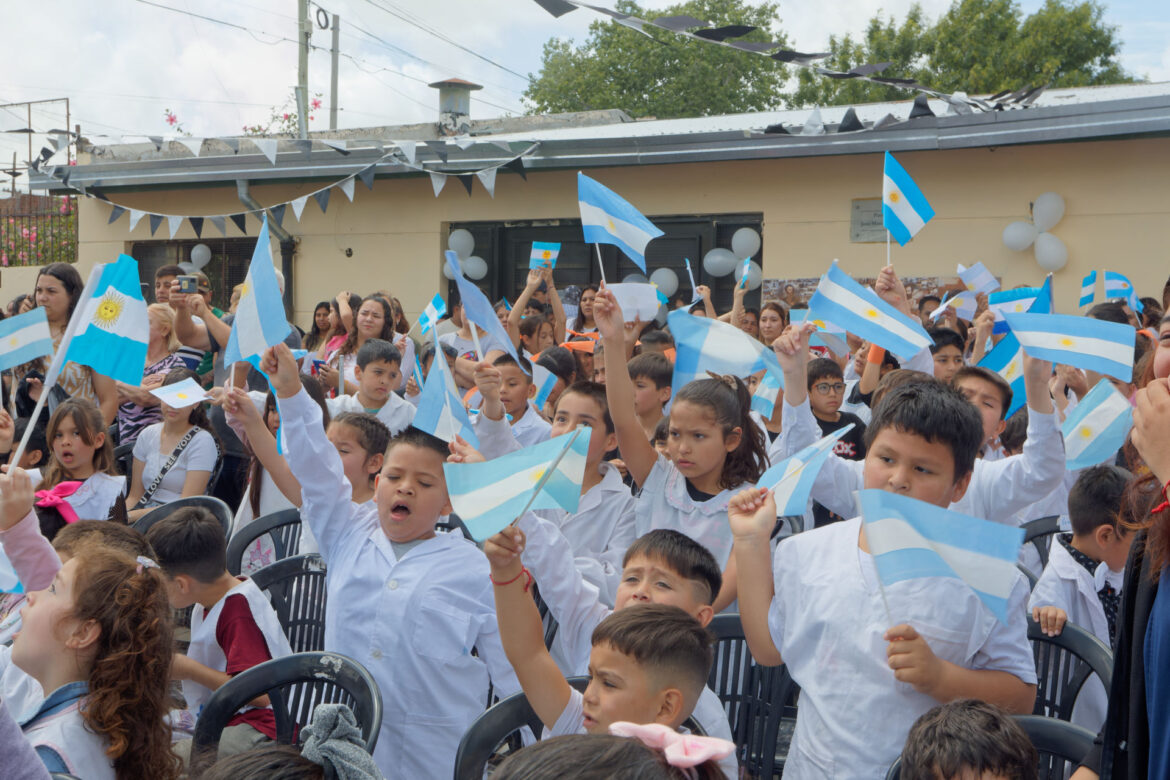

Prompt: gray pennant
[
  {"left": 504, "top": 157, "right": 527, "bottom": 181},
  {"left": 148, "top": 135, "right": 163, "bottom": 151},
  {"left": 229, "top": 213, "right": 248, "bottom": 234},
  {"left": 321, "top": 139, "right": 349, "bottom": 155},
  {"left": 107, "top": 205, "right": 126, "bottom": 224},
  {"left": 425, "top": 141, "right": 449, "bottom": 164},
  {"left": 269, "top": 204, "right": 287, "bottom": 226},
  {"left": 837, "top": 107, "right": 864, "bottom": 133},
  {"left": 490, "top": 140, "right": 513, "bottom": 153},
  {"left": 149, "top": 214, "right": 164, "bottom": 236},
  {"left": 338, "top": 176, "right": 356, "bottom": 202},
  {"left": 291, "top": 139, "right": 313, "bottom": 159},
  {"left": 429, "top": 172, "right": 447, "bottom": 197},
  {"left": 476, "top": 168, "right": 497, "bottom": 198},
  {"left": 452, "top": 136, "right": 475, "bottom": 150},
  {"left": 396, "top": 140, "right": 417, "bottom": 164},
  {"left": 872, "top": 113, "right": 900, "bottom": 130},
  {"left": 800, "top": 108, "right": 825, "bottom": 135},
  {"left": 167, "top": 215, "right": 183, "bottom": 239},
  {"left": 189, "top": 217, "right": 204, "bottom": 238},
  {"left": 457, "top": 174, "right": 475, "bottom": 197},
  {"left": 313, "top": 188, "right": 331, "bottom": 213},
  {"left": 210, "top": 216, "right": 227, "bottom": 235},
  {"left": 357, "top": 164, "right": 376, "bottom": 190},
  {"left": 290, "top": 196, "right": 309, "bottom": 221},
  {"left": 649, "top": 14, "right": 708, "bottom": 31},
  {"left": 253, "top": 138, "right": 279, "bottom": 165},
  {"left": 128, "top": 209, "right": 146, "bottom": 232}
]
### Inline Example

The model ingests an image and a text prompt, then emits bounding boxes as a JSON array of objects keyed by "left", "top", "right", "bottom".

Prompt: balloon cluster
[
  {"left": 178, "top": 243, "right": 212, "bottom": 274},
  {"left": 444, "top": 229, "right": 487, "bottom": 280},
  {"left": 1001, "top": 193, "right": 1068, "bottom": 272},
  {"left": 701, "top": 228, "right": 763, "bottom": 290}
]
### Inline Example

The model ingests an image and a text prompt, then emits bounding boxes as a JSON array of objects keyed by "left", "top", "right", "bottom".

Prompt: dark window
[{"left": 130, "top": 238, "right": 257, "bottom": 310}]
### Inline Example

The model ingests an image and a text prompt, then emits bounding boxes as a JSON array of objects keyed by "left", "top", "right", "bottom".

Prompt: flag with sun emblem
[
  {"left": 577, "top": 172, "right": 663, "bottom": 272},
  {"left": 1003, "top": 311, "right": 1136, "bottom": 382},
  {"left": 976, "top": 331, "right": 1026, "bottom": 417},
  {"left": 1061, "top": 378, "right": 1133, "bottom": 470},
  {"left": 808, "top": 261, "right": 933, "bottom": 359},
  {"left": 62, "top": 254, "right": 148, "bottom": 384},
  {"left": 882, "top": 152, "right": 935, "bottom": 246},
  {"left": 223, "top": 217, "right": 292, "bottom": 367},
  {"left": 0, "top": 307, "right": 52, "bottom": 373}
]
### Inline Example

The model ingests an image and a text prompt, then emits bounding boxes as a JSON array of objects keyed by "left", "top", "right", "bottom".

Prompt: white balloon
[
  {"left": 447, "top": 229, "right": 475, "bottom": 260},
  {"left": 733, "top": 260, "right": 763, "bottom": 291},
  {"left": 190, "top": 243, "right": 212, "bottom": 269},
  {"left": 1002, "top": 221, "right": 1038, "bottom": 252},
  {"left": 442, "top": 256, "right": 461, "bottom": 280},
  {"left": 463, "top": 255, "right": 488, "bottom": 280},
  {"left": 178, "top": 262, "right": 195, "bottom": 273},
  {"left": 1033, "top": 232, "right": 1068, "bottom": 272},
  {"left": 730, "top": 227, "right": 761, "bottom": 259},
  {"left": 621, "top": 273, "right": 648, "bottom": 285},
  {"left": 649, "top": 268, "right": 679, "bottom": 298},
  {"left": 702, "top": 248, "right": 737, "bottom": 277},
  {"left": 1032, "top": 192, "right": 1065, "bottom": 233}
]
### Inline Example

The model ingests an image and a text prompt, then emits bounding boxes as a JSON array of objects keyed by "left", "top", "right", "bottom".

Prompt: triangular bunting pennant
[
  {"left": 321, "top": 139, "right": 349, "bottom": 155},
  {"left": 313, "top": 188, "right": 331, "bottom": 214},
  {"left": 167, "top": 215, "right": 183, "bottom": 239},
  {"left": 290, "top": 196, "right": 309, "bottom": 221},
  {"left": 425, "top": 141, "right": 449, "bottom": 163},
  {"left": 253, "top": 138, "right": 279, "bottom": 166},
  {"left": 229, "top": 213, "right": 248, "bottom": 234},
  {"left": 458, "top": 174, "right": 475, "bottom": 196},
  {"left": 147, "top": 136, "right": 163, "bottom": 151},
  {"left": 148, "top": 214, "right": 163, "bottom": 236},
  {"left": 189, "top": 217, "right": 204, "bottom": 238},
  {"left": 177, "top": 138, "right": 203, "bottom": 156},
  {"left": 504, "top": 157, "right": 528, "bottom": 181},
  {"left": 430, "top": 172, "right": 447, "bottom": 197},
  {"left": 452, "top": 136, "right": 475, "bottom": 150},
  {"left": 90, "top": 189, "right": 110, "bottom": 203},
  {"left": 269, "top": 204, "right": 287, "bottom": 227},
  {"left": 396, "top": 140, "right": 417, "bottom": 164},
  {"left": 128, "top": 209, "right": 146, "bottom": 232},
  {"left": 291, "top": 139, "right": 313, "bottom": 158},
  {"left": 210, "top": 216, "right": 227, "bottom": 235},
  {"left": 476, "top": 167, "right": 497, "bottom": 198},
  {"left": 838, "top": 107, "right": 864, "bottom": 132},
  {"left": 61, "top": 169, "right": 72, "bottom": 186},
  {"left": 338, "top": 176, "right": 356, "bottom": 202},
  {"left": 357, "top": 164, "right": 376, "bottom": 190},
  {"left": 107, "top": 205, "right": 126, "bottom": 224},
  {"left": 801, "top": 108, "right": 825, "bottom": 135},
  {"left": 491, "top": 140, "right": 513, "bottom": 153}
]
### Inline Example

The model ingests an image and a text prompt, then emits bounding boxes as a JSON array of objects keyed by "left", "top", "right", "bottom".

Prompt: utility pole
[
  {"left": 329, "top": 13, "right": 340, "bottom": 130},
  {"left": 296, "top": 0, "right": 311, "bottom": 139}
]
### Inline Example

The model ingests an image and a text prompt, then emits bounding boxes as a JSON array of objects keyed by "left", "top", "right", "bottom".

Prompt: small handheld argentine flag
[
  {"left": 529, "top": 242, "right": 560, "bottom": 270},
  {"left": 223, "top": 217, "right": 292, "bottom": 366},
  {"left": 577, "top": 172, "right": 663, "bottom": 272},
  {"left": 957, "top": 262, "right": 999, "bottom": 295},
  {"left": 756, "top": 426, "right": 853, "bottom": 516},
  {"left": 1062, "top": 379, "right": 1133, "bottom": 470},
  {"left": 882, "top": 152, "right": 934, "bottom": 246},
  {"left": 1104, "top": 271, "right": 1143, "bottom": 313},
  {"left": 1002, "top": 311, "right": 1136, "bottom": 383},
  {"left": 976, "top": 331, "right": 1026, "bottom": 417},
  {"left": 149, "top": 378, "right": 209, "bottom": 409},
  {"left": 0, "top": 543, "right": 23, "bottom": 594},
  {"left": 1079, "top": 270, "right": 1097, "bottom": 308},
  {"left": 807, "top": 261, "right": 933, "bottom": 360},
  {"left": 63, "top": 254, "right": 150, "bottom": 385},
  {"left": 414, "top": 328, "right": 478, "bottom": 448},
  {"left": 532, "top": 362, "right": 559, "bottom": 409},
  {"left": 418, "top": 294, "right": 447, "bottom": 335},
  {"left": 859, "top": 489, "right": 1025, "bottom": 624},
  {"left": 750, "top": 370, "right": 782, "bottom": 419},
  {"left": 987, "top": 275, "right": 1052, "bottom": 335},
  {"left": 667, "top": 310, "right": 784, "bottom": 399},
  {"left": 0, "top": 307, "right": 52, "bottom": 373}
]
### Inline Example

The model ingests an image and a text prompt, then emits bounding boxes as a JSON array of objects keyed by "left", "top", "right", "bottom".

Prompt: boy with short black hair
[
  {"left": 639, "top": 329, "right": 674, "bottom": 355},
  {"left": 145, "top": 507, "right": 292, "bottom": 763},
  {"left": 900, "top": 699, "right": 1038, "bottom": 780},
  {"left": 325, "top": 338, "right": 414, "bottom": 435},
  {"left": 952, "top": 365, "right": 1015, "bottom": 460},
  {"left": 627, "top": 352, "right": 672, "bottom": 442},
  {"left": 927, "top": 327, "right": 966, "bottom": 384},
  {"left": 473, "top": 354, "right": 552, "bottom": 447},
  {"left": 917, "top": 294, "right": 941, "bottom": 325},
  {"left": 262, "top": 343, "right": 518, "bottom": 780},
  {"left": 732, "top": 373, "right": 1037, "bottom": 778},
  {"left": 154, "top": 264, "right": 185, "bottom": 305},
  {"left": 806, "top": 357, "right": 867, "bottom": 527}
]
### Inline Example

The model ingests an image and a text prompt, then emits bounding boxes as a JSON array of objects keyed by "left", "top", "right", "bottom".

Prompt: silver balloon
[
  {"left": 702, "top": 247, "right": 737, "bottom": 277},
  {"left": 1002, "top": 221, "right": 1038, "bottom": 252},
  {"left": 447, "top": 229, "right": 475, "bottom": 260},
  {"left": 1033, "top": 232, "right": 1068, "bottom": 272},
  {"left": 649, "top": 268, "right": 679, "bottom": 298},
  {"left": 730, "top": 227, "right": 761, "bottom": 259},
  {"left": 463, "top": 255, "right": 488, "bottom": 280},
  {"left": 1032, "top": 193, "right": 1065, "bottom": 233},
  {"left": 733, "top": 260, "right": 763, "bottom": 291},
  {"left": 621, "top": 273, "right": 648, "bottom": 285},
  {"left": 442, "top": 256, "right": 461, "bottom": 280},
  {"left": 189, "top": 243, "right": 212, "bottom": 269}
]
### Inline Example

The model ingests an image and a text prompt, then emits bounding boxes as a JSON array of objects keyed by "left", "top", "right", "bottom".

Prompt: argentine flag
[
  {"left": 976, "top": 332, "right": 1026, "bottom": 417},
  {"left": 667, "top": 310, "right": 784, "bottom": 399},
  {"left": 223, "top": 217, "right": 291, "bottom": 366},
  {"left": 414, "top": 328, "right": 478, "bottom": 448},
  {"left": 1079, "top": 270, "right": 1097, "bottom": 308},
  {"left": 419, "top": 294, "right": 447, "bottom": 335},
  {"left": 1104, "top": 271, "right": 1143, "bottom": 313},
  {"left": 578, "top": 172, "right": 663, "bottom": 272},
  {"left": 987, "top": 276, "right": 1051, "bottom": 335},
  {"left": 930, "top": 290, "right": 977, "bottom": 324},
  {"left": 757, "top": 426, "right": 853, "bottom": 516},
  {"left": 444, "top": 426, "right": 590, "bottom": 541},
  {"left": 149, "top": 378, "right": 208, "bottom": 409},
  {"left": 751, "top": 370, "right": 782, "bottom": 419},
  {"left": 789, "top": 309, "right": 849, "bottom": 356},
  {"left": 532, "top": 362, "right": 559, "bottom": 409},
  {"left": 1003, "top": 311, "right": 1136, "bottom": 382},
  {"left": 860, "top": 489, "right": 1025, "bottom": 624},
  {"left": 63, "top": 254, "right": 149, "bottom": 385},
  {"left": 957, "top": 262, "right": 999, "bottom": 295},
  {"left": 529, "top": 242, "right": 560, "bottom": 269},
  {"left": 807, "top": 261, "right": 933, "bottom": 360},
  {"left": 1062, "top": 379, "right": 1133, "bottom": 470},
  {"left": 445, "top": 251, "right": 523, "bottom": 368},
  {"left": 882, "top": 152, "right": 935, "bottom": 246},
  {"left": 0, "top": 544, "right": 22, "bottom": 594},
  {"left": 0, "top": 307, "right": 53, "bottom": 373}
]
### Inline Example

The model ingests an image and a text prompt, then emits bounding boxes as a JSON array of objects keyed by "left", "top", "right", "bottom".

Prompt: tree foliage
[{"left": 523, "top": 0, "right": 789, "bottom": 118}]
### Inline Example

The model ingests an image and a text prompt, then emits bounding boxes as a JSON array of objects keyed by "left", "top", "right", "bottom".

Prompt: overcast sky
[{"left": 0, "top": 0, "right": 1165, "bottom": 190}]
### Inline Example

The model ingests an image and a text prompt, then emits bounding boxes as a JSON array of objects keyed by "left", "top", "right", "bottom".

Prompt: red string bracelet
[
  {"left": 490, "top": 566, "right": 533, "bottom": 593},
  {"left": 1152, "top": 479, "right": 1170, "bottom": 515}
]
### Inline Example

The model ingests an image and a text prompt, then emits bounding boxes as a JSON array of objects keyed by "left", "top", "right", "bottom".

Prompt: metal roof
[{"left": 31, "top": 82, "right": 1170, "bottom": 193}]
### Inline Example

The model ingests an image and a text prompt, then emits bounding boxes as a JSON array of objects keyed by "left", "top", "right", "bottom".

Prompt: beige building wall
[{"left": 6, "top": 136, "right": 1167, "bottom": 326}]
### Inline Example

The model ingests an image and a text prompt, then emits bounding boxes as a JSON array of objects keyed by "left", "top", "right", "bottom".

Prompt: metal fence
[{"left": 0, "top": 194, "right": 78, "bottom": 267}]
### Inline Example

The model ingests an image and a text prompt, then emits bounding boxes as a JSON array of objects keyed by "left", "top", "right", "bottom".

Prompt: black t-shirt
[
  {"left": 812, "top": 411, "right": 867, "bottom": 527},
  {"left": 685, "top": 479, "right": 717, "bottom": 503}
]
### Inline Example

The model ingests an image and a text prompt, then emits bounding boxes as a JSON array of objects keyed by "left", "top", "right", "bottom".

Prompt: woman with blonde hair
[{"left": 114, "top": 304, "right": 186, "bottom": 445}]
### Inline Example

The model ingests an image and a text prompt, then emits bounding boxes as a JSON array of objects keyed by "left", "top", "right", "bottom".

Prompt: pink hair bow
[
  {"left": 609, "top": 721, "right": 735, "bottom": 770},
  {"left": 35, "top": 481, "right": 83, "bottom": 525}
]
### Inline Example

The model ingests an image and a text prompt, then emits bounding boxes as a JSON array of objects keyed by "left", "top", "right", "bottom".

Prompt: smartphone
[{"left": 178, "top": 275, "right": 199, "bottom": 294}]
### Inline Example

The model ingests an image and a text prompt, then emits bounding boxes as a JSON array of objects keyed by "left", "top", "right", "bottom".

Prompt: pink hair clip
[
  {"left": 135, "top": 555, "right": 160, "bottom": 574},
  {"left": 609, "top": 721, "right": 735, "bottom": 772}
]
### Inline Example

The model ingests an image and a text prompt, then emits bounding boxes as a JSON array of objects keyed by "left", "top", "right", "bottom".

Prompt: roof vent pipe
[{"left": 428, "top": 78, "right": 483, "bottom": 136}]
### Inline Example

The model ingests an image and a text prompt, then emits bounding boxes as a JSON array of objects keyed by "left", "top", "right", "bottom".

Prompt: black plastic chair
[
  {"left": 1022, "top": 515, "right": 1062, "bottom": 568},
  {"left": 706, "top": 613, "right": 799, "bottom": 778},
  {"left": 530, "top": 583, "right": 560, "bottom": 651},
  {"left": 1028, "top": 616, "right": 1113, "bottom": 722},
  {"left": 226, "top": 508, "right": 304, "bottom": 576},
  {"left": 251, "top": 554, "right": 328, "bottom": 654},
  {"left": 190, "top": 651, "right": 381, "bottom": 775},
  {"left": 1017, "top": 562, "right": 1039, "bottom": 591},
  {"left": 885, "top": 714, "right": 1096, "bottom": 780},
  {"left": 437, "top": 513, "right": 472, "bottom": 538},
  {"left": 453, "top": 676, "right": 703, "bottom": 780},
  {"left": 112, "top": 442, "right": 134, "bottom": 478},
  {"left": 132, "top": 495, "right": 233, "bottom": 538}
]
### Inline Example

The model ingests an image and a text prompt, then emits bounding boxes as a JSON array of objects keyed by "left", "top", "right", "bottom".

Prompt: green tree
[{"left": 524, "top": 0, "right": 790, "bottom": 118}]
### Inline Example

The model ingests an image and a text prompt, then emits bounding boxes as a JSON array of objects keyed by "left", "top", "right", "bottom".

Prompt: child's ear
[
  {"left": 93, "top": 430, "right": 106, "bottom": 449},
  {"left": 603, "top": 431, "right": 617, "bottom": 454},
  {"left": 353, "top": 365, "right": 364, "bottom": 383},
  {"left": 994, "top": 418, "right": 1007, "bottom": 438},
  {"left": 653, "top": 686, "right": 685, "bottom": 727},
  {"left": 367, "top": 453, "right": 384, "bottom": 475},
  {"left": 525, "top": 383, "right": 536, "bottom": 400},
  {"left": 723, "top": 426, "right": 742, "bottom": 453},
  {"left": 1095, "top": 523, "right": 1116, "bottom": 549},
  {"left": 946, "top": 469, "right": 975, "bottom": 504},
  {"left": 656, "top": 386, "right": 671, "bottom": 405},
  {"left": 67, "top": 618, "right": 102, "bottom": 653}
]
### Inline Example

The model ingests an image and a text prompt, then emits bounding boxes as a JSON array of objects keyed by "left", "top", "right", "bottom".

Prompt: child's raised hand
[
  {"left": 592, "top": 288, "right": 625, "bottom": 341},
  {"left": 874, "top": 266, "right": 911, "bottom": 317},
  {"left": 524, "top": 268, "right": 543, "bottom": 290},
  {"left": 771, "top": 323, "right": 815, "bottom": 373},
  {"left": 447, "top": 434, "right": 486, "bottom": 465},
  {"left": 696, "top": 285, "right": 712, "bottom": 301},
  {"left": 260, "top": 344, "right": 301, "bottom": 399},
  {"left": 405, "top": 375, "right": 420, "bottom": 397},
  {"left": 728, "top": 487, "right": 777, "bottom": 542},
  {"left": 1031, "top": 605, "right": 1067, "bottom": 637},
  {"left": 474, "top": 361, "right": 502, "bottom": 403},
  {"left": 0, "top": 409, "right": 14, "bottom": 452},
  {"left": 0, "top": 467, "right": 35, "bottom": 531},
  {"left": 483, "top": 526, "right": 526, "bottom": 575},
  {"left": 224, "top": 387, "right": 260, "bottom": 423},
  {"left": 884, "top": 624, "right": 944, "bottom": 696}
]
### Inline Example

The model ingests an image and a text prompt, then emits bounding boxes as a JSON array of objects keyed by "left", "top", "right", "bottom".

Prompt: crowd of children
[{"left": 0, "top": 258, "right": 1167, "bottom": 780}]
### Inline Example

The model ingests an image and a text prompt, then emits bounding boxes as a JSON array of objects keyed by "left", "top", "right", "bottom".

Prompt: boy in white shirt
[
  {"left": 325, "top": 338, "right": 415, "bottom": 435},
  {"left": 733, "top": 341, "right": 1037, "bottom": 779},
  {"left": 261, "top": 343, "right": 518, "bottom": 780},
  {"left": 474, "top": 354, "right": 551, "bottom": 447},
  {"left": 1029, "top": 464, "right": 1133, "bottom": 731},
  {"left": 441, "top": 299, "right": 507, "bottom": 391}
]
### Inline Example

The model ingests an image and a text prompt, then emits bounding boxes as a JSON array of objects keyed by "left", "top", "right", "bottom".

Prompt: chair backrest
[
  {"left": 190, "top": 651, "right": 381, "bottom": 775},
  {"left": 705, "top": 613, "right": 799, "bottom": 778},
  {"left": 1017, "top": 562, "right": 1039, "bottom": 591},
  {"left": 1022, "top": 515, "right": 1062, "bottom": 567},
  {"left": 112, "top": 442, "right": 134, "bottom": 478},
  {"left": 437, "top": 513, "right": 472, "bottom": 538},
  {"left": 132, "top": 495, "right": 233, "bottom": 538},
  {"left": 530, "top": 583, "right": 560, "bottom": 650},
  {"left": 1028, "top": 616, "right": 1113, "bottom": 721},
  {"left": 251, "top": 554, "right": 328, "bottom": 654},
  {"left": 226, "top": 508, "right": 304, "bottom": 576},
  {"left": 884, "top": 715, "right": 1096, "bottom": 780},
  {"left": 453, "top": 676, "right": 703, "bottom": 780}
]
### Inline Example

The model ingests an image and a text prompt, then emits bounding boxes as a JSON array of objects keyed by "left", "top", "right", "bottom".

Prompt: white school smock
[
  {"left": 184, "top": 577, "right": 294, "bottom": 719},
  {"left": 0, "top": 645, "right": 44, "bottom": 727},
  {"left": 277, "top": 388, "right": 520, "bottom": 780},
  {"left": 510, "top": 403, "right": 552, "bottom": 447},
  {"left": 635, "top": 455, "right": 737, "bottom": 568},
  {"left": 64, "top": 473, "right": 125, "bottom": 521},
  {"left": 1027, "top": 539, "right": 1118, "bottom": 731},
  {"left": 326, "top": 390, "right": 416, "bottom": 436},
  {"left": 769, "top": 518, "right": 1036, "bottom": 779},
  {"left": 772, "top": 397, "right": 1065, "bottom": 524},
  {"left": 20, "top": 682, "right": 114, "bottom": 780}
]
